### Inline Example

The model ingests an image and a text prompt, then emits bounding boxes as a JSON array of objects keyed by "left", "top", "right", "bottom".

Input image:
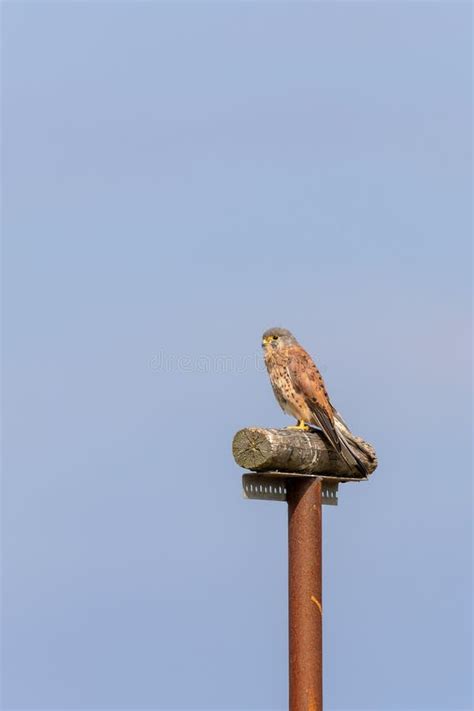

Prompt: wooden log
[{"left": 232, "top": 427, "right": 377, "bottom": 478}]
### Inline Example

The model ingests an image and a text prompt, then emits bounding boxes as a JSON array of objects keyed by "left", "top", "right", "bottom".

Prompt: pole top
[{"left": 233, "top": 426, "right": 377, "bottom": 506}]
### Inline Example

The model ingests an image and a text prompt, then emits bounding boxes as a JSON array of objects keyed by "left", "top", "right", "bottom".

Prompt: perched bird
[{"left": 262, "top": 327, "right": 367, "bottom": 477}]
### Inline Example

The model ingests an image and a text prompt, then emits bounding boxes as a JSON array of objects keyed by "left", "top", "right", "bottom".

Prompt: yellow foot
[{"left": 286, "top": 420, "right": 310, "bottom": 431}]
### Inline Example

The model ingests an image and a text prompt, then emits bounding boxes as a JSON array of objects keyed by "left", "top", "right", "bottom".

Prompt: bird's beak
[{"left": 262, "top": 336, "right": 270, "bottom": 347}]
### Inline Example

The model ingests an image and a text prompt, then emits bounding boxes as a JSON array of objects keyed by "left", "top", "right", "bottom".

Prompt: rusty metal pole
[{"left": 288, "top": 477, "right": 323, "bottom": 711}]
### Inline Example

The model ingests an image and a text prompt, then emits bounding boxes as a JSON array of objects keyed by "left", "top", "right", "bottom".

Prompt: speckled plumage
[{"left": 262, "top": 327, "right": 367, "bottom": 476}]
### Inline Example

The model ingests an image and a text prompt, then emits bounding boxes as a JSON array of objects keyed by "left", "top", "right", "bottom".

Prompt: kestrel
[{"left": 262, "top": 327, "right": 367, "bottom": 476}]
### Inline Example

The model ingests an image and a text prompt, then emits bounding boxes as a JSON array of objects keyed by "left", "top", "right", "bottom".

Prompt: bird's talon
[{"left": 286, "top": 421, "right": 310, "bottom": 431}]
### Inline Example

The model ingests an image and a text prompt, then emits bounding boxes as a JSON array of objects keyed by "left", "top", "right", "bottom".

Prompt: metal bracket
[{"left": 242, "top": 472, "right": 339, "bottom": 506}]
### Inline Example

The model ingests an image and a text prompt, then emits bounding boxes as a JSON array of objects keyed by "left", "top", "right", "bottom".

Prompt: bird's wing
[
  {"left": 286, "top": 346, "right": 341, "bottom": 452},
  {"left": 286, "top": 346, "right": 368, "bottom": 477}
]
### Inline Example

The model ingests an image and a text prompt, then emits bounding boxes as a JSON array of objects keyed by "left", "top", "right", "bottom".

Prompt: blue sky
[{"left": 2, "top": 2, "right": 472, "bottom": 709}]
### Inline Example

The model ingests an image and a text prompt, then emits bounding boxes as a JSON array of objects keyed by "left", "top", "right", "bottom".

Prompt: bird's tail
[{"left": 333, "top": 410, "right": 370, "bottom": 478}]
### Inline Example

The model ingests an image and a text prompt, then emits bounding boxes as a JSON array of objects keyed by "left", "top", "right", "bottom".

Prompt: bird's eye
[{"left": 273, "top": 335, "right": 279, "bottom": 340}]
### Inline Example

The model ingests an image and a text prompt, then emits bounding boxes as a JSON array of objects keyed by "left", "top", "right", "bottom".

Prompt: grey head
[{"left": 262, "top": 327, "right": 298, "bottom": 349}]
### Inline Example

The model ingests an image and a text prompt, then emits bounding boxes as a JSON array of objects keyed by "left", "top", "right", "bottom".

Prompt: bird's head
[{"left": 261, "top": 327, "right": 297, "bottom": 350}]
